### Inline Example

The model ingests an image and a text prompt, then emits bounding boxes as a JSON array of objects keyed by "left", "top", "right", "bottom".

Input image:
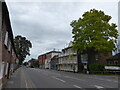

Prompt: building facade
[
  {"left": 107, "top": 53, "right": 120, "bottom": 65},
  {"left": 78, "top": 50, "right": 112, "bottom": 73},
  {"left": 38, "top": 54, "right": 46, "bottom": 69},
  {"left": 38, "top": 51, "right": 61, "bottom": 69},
  {"left": 0, "top": 2, "right": 19, "bottom": 88},
  {"left": 57, "top": 45, "right": 78, "bottom": 72},
  {"left": 50, "top": 55, "right": 59, "bottom": 70},
  {"left": 45, "top": 51, "right": 61, "bottom": 69},
  {"left": 28, "top": 58, "right": 39, "bottom": 68}
]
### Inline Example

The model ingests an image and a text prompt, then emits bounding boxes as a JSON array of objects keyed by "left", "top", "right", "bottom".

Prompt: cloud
[{"left": 6, "top": 1, "right": 118, "bottom": 61}]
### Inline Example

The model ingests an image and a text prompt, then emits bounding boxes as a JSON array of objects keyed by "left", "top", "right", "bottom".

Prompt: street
[{"left": 3, "top": 67, "right": 119, "bottom": 89}]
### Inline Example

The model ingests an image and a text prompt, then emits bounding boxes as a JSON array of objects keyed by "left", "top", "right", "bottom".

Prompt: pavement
[{"left": 2, "top": 66, "right": 120, "bottom": 89}]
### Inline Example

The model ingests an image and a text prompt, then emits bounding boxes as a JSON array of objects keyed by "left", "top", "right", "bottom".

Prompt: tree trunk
[
  {"left": 77, "top": 50, "right": 84, "bottom": 73},
  {"left": 87, "top": 48, "right": 96, "bottom": 64}
]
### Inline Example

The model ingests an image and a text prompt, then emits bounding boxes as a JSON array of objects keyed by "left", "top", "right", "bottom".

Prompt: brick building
[
  {"left": 0, "top": 2, "right": 19, "bottom": 88},
  {"left": 45, "top": 51, "right": 61, "bottom": 69},
  {"left": 75, "top": 47, "right": 112, "bottom": 73},
  {"left": 38, "top": 51, "right": 61, "bottom": 69},
  {"left": 38, "top": 54, "right": 46, "bottom": 69},
  {"left": 107, "top": 53, "right": 120, "bottom": 65},
  {"left": 28, "top": 58, "right": 39, "bottom": 68}
]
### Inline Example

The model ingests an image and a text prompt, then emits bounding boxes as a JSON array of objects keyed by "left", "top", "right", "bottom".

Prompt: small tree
[
  {"left": 14, "top": 35, "right": 32, "bottom": 65},
  {"left": 71, "top": 9, "right": 118, "bottom": 55},
  {"left": 23, "top": 62, "right": 28, "bottom": 66}
]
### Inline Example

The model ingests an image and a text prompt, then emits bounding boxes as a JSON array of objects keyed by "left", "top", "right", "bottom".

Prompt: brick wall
[
  {"left": 38, "top": 54, "right": 46, "bottom": 69},
  {"left": 0, "top": 2, "right": 19, "bottom": 87}
]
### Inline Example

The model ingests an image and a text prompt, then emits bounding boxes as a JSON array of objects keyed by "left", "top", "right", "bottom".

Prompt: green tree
[
  {"left": 23, "top": 62, "right": 28, "bottom": 66},
  {"left": 70, "top": 9, "right": 118, "bottom": 55},
  {"left": 14, "top": 35, "right": 32, "bottom": 64}
]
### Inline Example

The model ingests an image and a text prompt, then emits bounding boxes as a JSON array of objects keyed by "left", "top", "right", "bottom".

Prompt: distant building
[
  {"left": 28, "top": 58, "right": 39, "bottom": 68},
  {"left": 57, "top": 42, "right": 78, "bottom": 72},
  {"left": 0, "top": 2, "right": 19, "bottom": 88},
  {"left": 38, "top": 54, "right": 46, "bottom": 69},
  {"left": 57, "top": 41, "right": 112, "bottom": 73},
  {"left": 78, "top": 50, "right": 112, "bottom": 72},
  {"left": 45, "top": 51, "right": 61, "bottom": 69},
  {"left": 107, "top": 53, "right": 120, "bottom": 65},
  {"left": 50, "top": 55, "right": 59, "bottom": 70}
]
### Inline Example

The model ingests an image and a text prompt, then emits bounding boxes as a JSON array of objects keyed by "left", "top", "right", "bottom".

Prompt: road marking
[
  {"left": 52, "top": 76, "right": 66, "bottom": 83},
  {"left": 94, "top": 85, "right": 104, "bottom": 89},
  {"left": 25, "top": 80, "right": 28, "bottom": 88},
  {"left": 73, "top": 85, "right": 82, "bottom": 88},
  {"left": 23, "top": 68, "right": 36, "bottom": 88}
]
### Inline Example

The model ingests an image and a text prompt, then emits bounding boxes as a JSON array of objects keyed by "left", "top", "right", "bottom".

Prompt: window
[
  {"left": 12, "top": 49, "right": 14, "bottom": 57},
  {"left": 95, "top": 54, "right": 99, "bottom": 61},
  {"left": 0, "top": 62, "right": 5, "bottom": 79},
  {"left": 8, "top": 41, "right": 11, "bottom": 52},
  {"left": 81, "top": 54, "right": 88, "bottom": 63},
  {"left": 114, "top": 61, "right": 118, "bottom": 65},
  {"left": 11, "top": 64, "right": 14, "bottom": 73},
  {"left": 5, "top": 63, "right": 9, "bottom": 75},
  {"left": 4, "top": 31, "right": 8, "bottom": 46}
]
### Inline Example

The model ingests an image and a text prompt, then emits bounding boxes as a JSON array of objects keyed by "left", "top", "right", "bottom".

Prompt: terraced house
[{"left": 0, "top": 2, "right": 19, "bottom": 88}]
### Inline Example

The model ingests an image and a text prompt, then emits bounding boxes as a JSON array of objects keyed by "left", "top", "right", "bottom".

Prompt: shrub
[{"left": 88, "top": 64, "right": 105, "bottom": 72}]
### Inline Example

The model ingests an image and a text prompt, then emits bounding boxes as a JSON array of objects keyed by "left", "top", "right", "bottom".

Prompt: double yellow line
[{"left": 21, "top": 68, "right": 36, "bottom": 89}]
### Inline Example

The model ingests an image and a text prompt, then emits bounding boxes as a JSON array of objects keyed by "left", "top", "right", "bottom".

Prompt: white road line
[
  {"left": 25, "top": 80, "right": 29, "bottom": 88},
  {"left": 73, "top": 85, "right": 82, "bottom": 88},
  {"left": 52, "top": 76, "right": 66, "bottom": 83},
  {"left": 94, "top": 85, "right": 104, "bottom": 89}
]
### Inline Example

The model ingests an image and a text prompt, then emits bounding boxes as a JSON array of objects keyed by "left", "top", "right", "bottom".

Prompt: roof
[
  {"left": 107, "top": 53, "right": 120, "bottom": 60},
  {"left": 62, "top": 46, "right": 72, "bottom": 51},
  {"left": 38, "top": 51, "right": 61, "bottom": 57},
  {"left": 28, "top": 58, "right": 37, "bottom": 62},
  {"left": 38, "top": 53, "right": 46, "bottom": 57},
  {"left": 46, "top": 51, "right": 61, "bottom": 54}
]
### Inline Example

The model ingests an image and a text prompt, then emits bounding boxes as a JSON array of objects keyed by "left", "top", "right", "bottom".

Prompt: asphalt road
[{"left": 3, "top": 67, "right": 119, "bottom": 89}]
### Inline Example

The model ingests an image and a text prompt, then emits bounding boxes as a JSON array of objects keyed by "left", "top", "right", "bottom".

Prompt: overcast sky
[{"left": 6, "top": 0, "right": 119, "bottom": 61}]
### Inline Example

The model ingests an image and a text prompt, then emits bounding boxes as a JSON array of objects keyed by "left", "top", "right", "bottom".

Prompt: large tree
[
  {"left": 70, "top": 9, "right": 118, "bottom": 55},
  {"left": 14, "top": 35, "right": 32, "bottom": 64}
]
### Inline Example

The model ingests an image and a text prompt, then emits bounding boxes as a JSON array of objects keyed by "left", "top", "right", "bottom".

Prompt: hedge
[
  {"left": 88, "top": 64, "right": 105, "bottom": 72},
  {"left": 88, "top": 64, "right": 120, "bottom": 72}
]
